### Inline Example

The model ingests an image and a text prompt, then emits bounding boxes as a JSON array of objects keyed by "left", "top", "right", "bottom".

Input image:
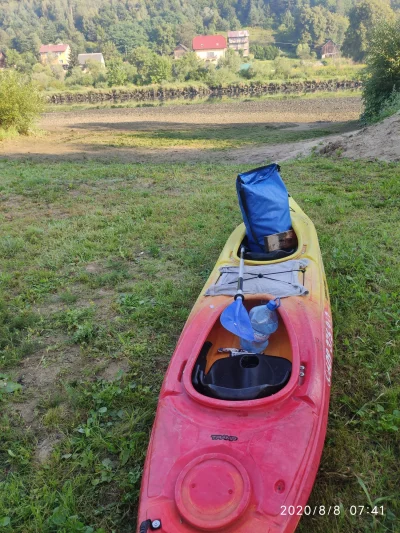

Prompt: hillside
[{"left": 0, "top": 0, "right": 398, "bottom": 59}]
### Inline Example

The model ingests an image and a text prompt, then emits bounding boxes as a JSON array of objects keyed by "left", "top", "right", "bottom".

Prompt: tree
[
  {"left": 151, "top": 21, "right": 176, "bottom": 55},
  {"left": 101, "top": 41, "right": 120, "bottom": 61},
  {"left": 250, "top": 44, "right": 280, "bottom": 60},
  {"left": 82, "top": 17, "right": 98, "bottom": 42},
  {"left": 127, "top": 46, "right": 155, "bottom": 84},
  {"left": 0, "top": 70, "right": 43, "bottom": 133},
  {"left": 325, "top": 11, "right": 349, "bottom": 44},
  {"left": 149, "top": 55, "right": 172, "bottom": 83},
  {"left": 362, "top": 19, "right": 400, "bottom": 119},
  {"left": 67, "top": 43, "right": 79, "bottom": 73},
  {"left": 172, "top": 52, "right": 207, "bottom": 82},
  {"left": 281, "top": 9, "right": 296, "bottom": 35},
  {"left": 108, "top": 22, "right": 148, "bottom": 55},
  {"left": 106, "top": 57, "right": 128, "bottom": 86},
  {"left": 4, "top": 48, "right": 21, "bottom": 68},
  {"left": 247, "top": 0, "right": 266, "bottom": 26},
  {"left": 298, "top": 6, "right": 330, "bottom": 46},
  {"left": 296, "top": 43, "right": 312, "bottom": 58},
  {"left": 12, "top": 33, "right": 41, "bottom": 54},
  {"left": 342, "top": 0, "right": 396, "bottom": 62},
  {"left": 176, "top": 21, "right": 197, "bottom": 48},
  {"left": 218, "top": 48, "right": 242, "bottom": 72}
]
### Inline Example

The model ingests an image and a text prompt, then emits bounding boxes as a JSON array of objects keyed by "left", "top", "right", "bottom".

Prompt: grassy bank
[
  {"left": 83, "top": 121, "right": 359, "bottom": 151},
  {"left": 0, "top": 156, "right": 399, "bottom": 533}
]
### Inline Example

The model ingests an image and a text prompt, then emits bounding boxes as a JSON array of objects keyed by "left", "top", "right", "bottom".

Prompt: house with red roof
[
  {"left": 192, "top": 35, "right": 227, "bottom": 63},
  {"left": 39, "top": 43, "right": 71, "bottom": 68}
]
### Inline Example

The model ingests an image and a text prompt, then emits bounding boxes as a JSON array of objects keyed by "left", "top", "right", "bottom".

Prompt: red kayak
[{"left": 137, "top": 197, "right": 333, "bottom": 533}]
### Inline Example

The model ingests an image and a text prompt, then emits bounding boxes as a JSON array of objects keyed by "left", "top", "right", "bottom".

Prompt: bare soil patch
[
  {"left": 319, "top": 111, "right": 400, "bottom": 162},
  {"left": 0, "top": 97, "right": 362, "bottom": 163}
]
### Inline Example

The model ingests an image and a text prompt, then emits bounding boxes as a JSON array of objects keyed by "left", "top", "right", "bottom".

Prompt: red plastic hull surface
[{"left": 137, "top": 213, "right": 333, "bottom": 533}]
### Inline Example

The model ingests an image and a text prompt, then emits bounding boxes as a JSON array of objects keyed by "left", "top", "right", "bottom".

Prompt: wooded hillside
[{"left": 0, "top": 0, "right": 397, "bottom": 59}]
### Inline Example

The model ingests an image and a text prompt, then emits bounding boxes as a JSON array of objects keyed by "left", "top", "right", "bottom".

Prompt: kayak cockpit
[
  {"left": 240, "top": 234, "right": 299, "bottom": 263},
  {"left": 191, "top": 299, "right": 293, "bottom": 402}
]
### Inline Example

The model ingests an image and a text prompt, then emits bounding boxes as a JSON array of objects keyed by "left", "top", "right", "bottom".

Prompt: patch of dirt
[
  {"left": 217, "top": 137, "right": 328, "bottom": 164},
  {"left": 234, "top": 112, "right": 400, "bottom": 164},
  {"left": 14, "top": 398, "right": 39, "bottom": 424},
  {"left": 96, "top": 288, "right": 115, "bottom": 298},
  {"left": 0, "top": 97, "right": 362, "bottom": 163},
  {"left": 319, "top": 111, "right": 400, "bottom": 162},
  {"left": 100, "top": 359, "right": 130, "bottom": 381},
  {"left": 319, "top": 140, "right": 345, "bottom": 155},
  {"left": 1, "top": 97, "right": 397, "bottom": 168},
  {"left": 12, "top": 341, "right": 81, "bottom": 428},
  {"left": 85, "top": 261, "right": 105, "bottom": 274},
  {"left": 41, "top": 97, "right": 362, "bottom": 130},
  {"left": 10, "top": 281, "right": 125, "bottom": 429},
  {"left": 35, "top": 434, "right": 63, "bottom": 464}
]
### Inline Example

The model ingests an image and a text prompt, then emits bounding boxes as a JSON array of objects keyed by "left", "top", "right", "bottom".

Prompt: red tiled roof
[
  {"left": 39, "top": 44, "right": 69, "bottom": 54},
  {"left": 192, "top": 35, "right": 227, "bottom": 51}
]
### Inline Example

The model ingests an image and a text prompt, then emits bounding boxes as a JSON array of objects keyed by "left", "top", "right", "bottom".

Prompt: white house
[
  {"left": 192, "top": 35, "right": 227, "bottom": 62},
  {"left": 78, "top": 53, "right": 105, "bottom": 68}
]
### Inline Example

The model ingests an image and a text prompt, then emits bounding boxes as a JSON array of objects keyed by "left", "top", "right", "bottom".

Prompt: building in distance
[
  {"left": 174, "top": 44, "right": 189, "bottom": 60},
  {"left": 227, "top": 30, "right": 250, "bottom": 56},
  {"left": 319, "top": 40, "right": 340, "bottom": 59},
  {"left": 39, "top": 44, "right": 71, "bottom": 68},
  {"left": 192, "top": 35, "right": 227, "bottom": 62},
  {"left": 78, "top": 53, "right": 105, "bottom": 69}
]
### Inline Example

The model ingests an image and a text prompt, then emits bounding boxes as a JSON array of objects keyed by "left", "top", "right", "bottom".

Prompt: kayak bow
[{"left": 137, "top": 196, "right": 333, "bottom": 533}]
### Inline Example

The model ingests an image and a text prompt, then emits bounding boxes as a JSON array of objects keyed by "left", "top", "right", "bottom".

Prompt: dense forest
[
  {"left": 0, "top": 0, "right": 398, "bottom": 90},
  {"left": 0, "top": 0, "right": 398, "bottom": 57}
]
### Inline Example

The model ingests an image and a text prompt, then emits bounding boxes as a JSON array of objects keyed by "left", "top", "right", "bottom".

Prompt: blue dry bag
[{"left": 236, "top": 164, "right": 292, "bottom": 253}]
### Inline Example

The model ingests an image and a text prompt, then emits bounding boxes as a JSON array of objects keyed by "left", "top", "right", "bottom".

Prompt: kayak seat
[
  {"left": 244, "top": 248, "right": 296, "bottom": 261},
  {"left": 192, "top": 348, "right": 292, "bottom": 401},
  {"left": 239, "top": 237, "right": 297, "bottom": 262}
]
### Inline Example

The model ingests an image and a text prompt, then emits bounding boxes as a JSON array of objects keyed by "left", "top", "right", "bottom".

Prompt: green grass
[
  {"left": 0, "top": 127, "right": 19, "bottom": 142},
  {"left": 93, "top": 122, "right": 359, "bottom": 151},
  {"left": 0, "top": 157, "right": 399, "bottom": 533}
]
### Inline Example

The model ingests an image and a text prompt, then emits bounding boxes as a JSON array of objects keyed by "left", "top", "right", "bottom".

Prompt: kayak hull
[{"left": 137, "top": 198, "right": 333, "bottom": 532}]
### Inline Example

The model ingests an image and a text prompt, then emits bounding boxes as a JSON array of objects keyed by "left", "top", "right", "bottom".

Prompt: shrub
[
  {"left": 273, "top": 57, "right": 292, "bottom": 80},
  {"left": 31, "top": 63, "right": 66, "bottom": 91},
  {"left": 106, "top": 57, "right": 128, "bottom": 86},
  {"left": 240, "top": 61, "right": 274, "bottom": 80},
  {"left": 367, "top": 89, "right": 400, "bottom": 123},
  {"left": 362, "top": 19, "right": 400, "bottom": 121},
  {"left": 296, "top": 43, "right": 311, "bottom": 60},
  {"left": 149, "top": 56, "right": 172, "bottom": 84},
  {"left": 0, "top": 70, "right": 43, "bottom": 134},
  {"left": 250, "top": 44, "right": 280, "bottom": 60},
  {"left": 172, "top": 52, "right": 207, "bottom": 82},
  {"left": 206, "top": 65, "right": 238, "bottom": 86},
  {"left": 65, "top": 66, "right": 94, "bottom": 87},
  {"left": 217, "top": 49, "right": 241, "bottom": 72}
]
